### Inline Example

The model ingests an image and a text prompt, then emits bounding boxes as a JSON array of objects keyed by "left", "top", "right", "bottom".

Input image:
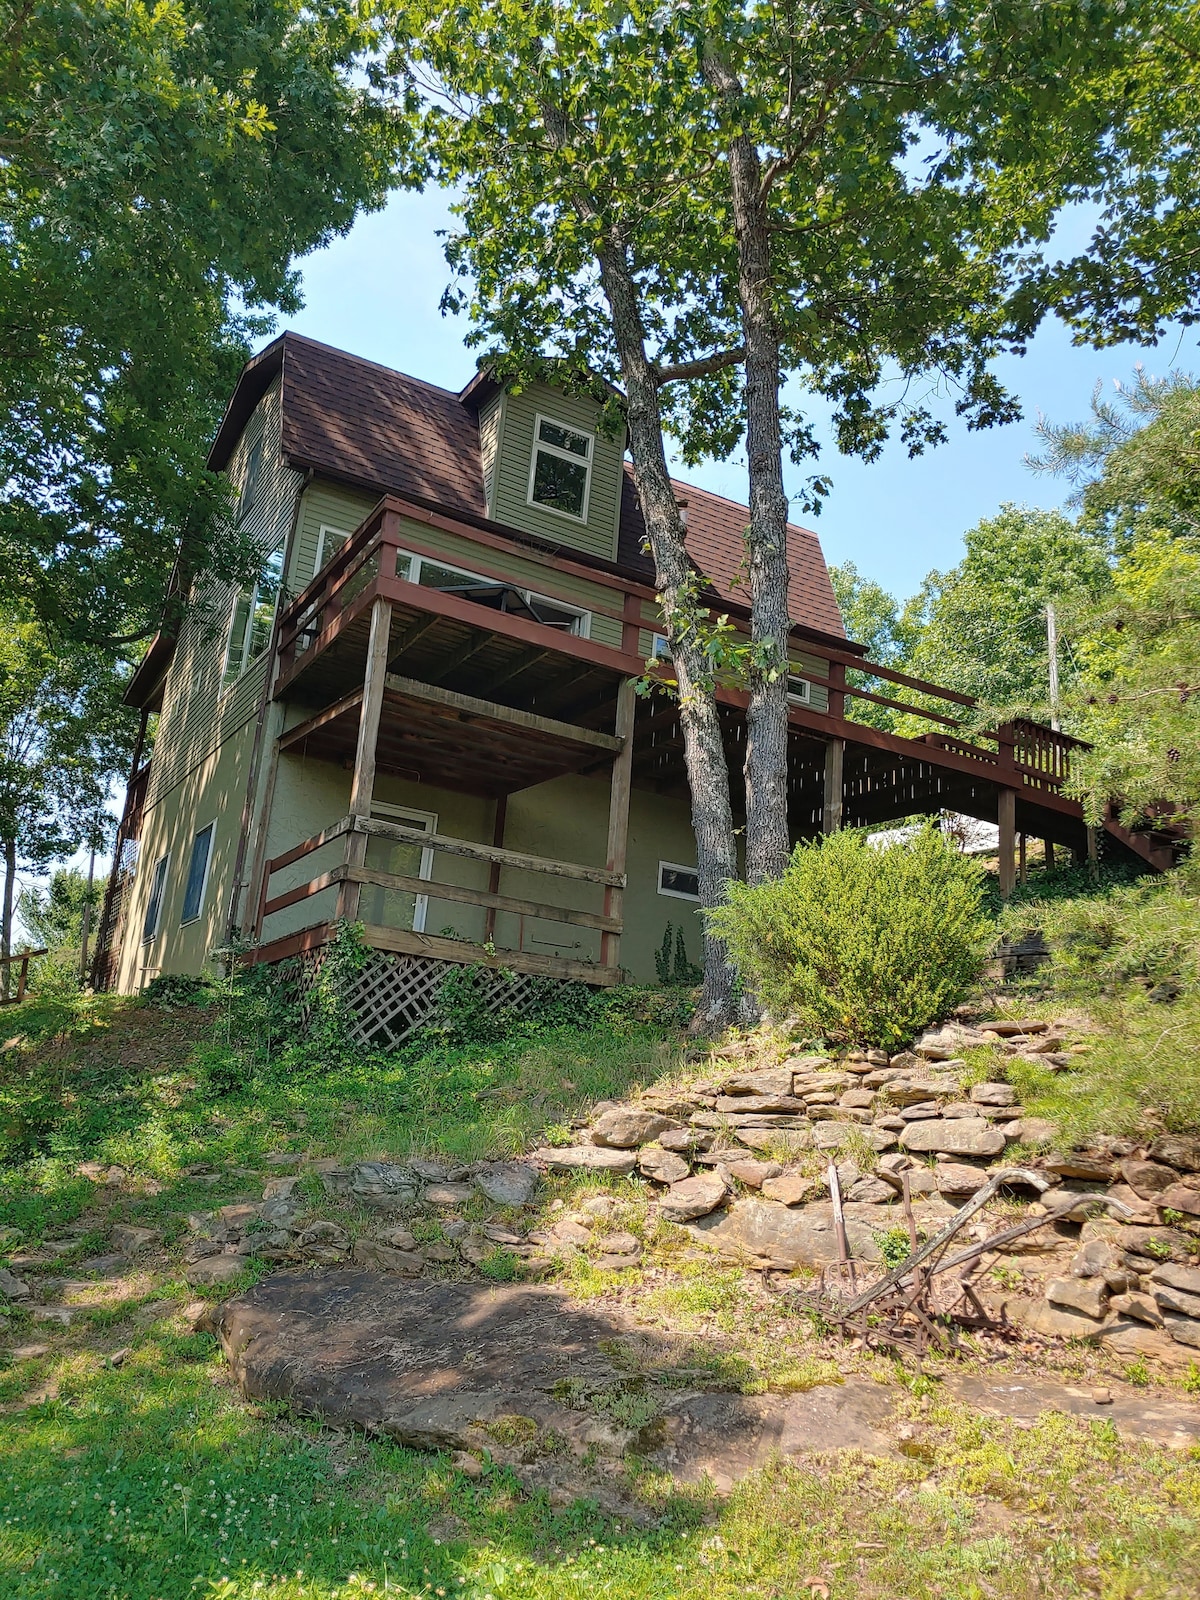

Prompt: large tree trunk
[
  {"left": 595, "top": 235, "right": 741, "bottom": 1026},
  {"left": 1, "top": 837, "right": 15, "bottom": 1003},
  {"left": 703, "top": 47, "right": 793, "bottom": 885}
]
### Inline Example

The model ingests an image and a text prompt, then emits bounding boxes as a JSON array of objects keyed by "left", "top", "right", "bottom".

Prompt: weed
[
  {"left": 477, "top": 1247, "right": 521, "bottom": 1282},
  {"left": 1124, "top": 1358, "right": 1152, "bottom": 1387}
]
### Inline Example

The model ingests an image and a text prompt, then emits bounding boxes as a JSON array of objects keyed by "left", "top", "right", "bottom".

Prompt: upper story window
[
  {"left": 787, "top": 674, "right": 811, "bottom": 705},
  {"left": 224, "top": 540, "right": 285, "bottom": 685},
  {"left": 238, "top": 430, "right": 266, "bottom": 520},
  {"left": 527, "top": 415, "right": 593, "bottom": 522},
  {"left": 314, "top": 525, "right": 349, "bottom": 575},
  {"left": 399, "top": 550, "right": 591, "bottom": 637}
]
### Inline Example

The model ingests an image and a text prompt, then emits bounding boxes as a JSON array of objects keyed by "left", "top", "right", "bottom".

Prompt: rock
[
  {"left": 899, "top": 1120, "right": 1005, "bottom": 1158},
  {"left": 531, "top": 1145, "right": 639, "bottom": 1176},
  {"left": 1110, "top": 1292, "right": 1165, "bottom": 1327},
  {"left": 423, "top": 1242, "right": 460, "bottom": 1263},
  {"left": 898, "top": 1102, "right": 942, "bottom": 1121},
  {"left": 32, "top": 1307, "right": 74, "bottom": 1325},
  {"left": 981, "top": 1019, "right": 1049, "bottom": 1037},
  {"left": 934, "top": 1163, "right": 991, "bottom": 1197},
  {"left": 578, "top": 1196, "right": 618, "bottom": 1221},
  {"left": 0, "top": 1266, "right": 31, "bottom": 1300},
  {"left": 845, "top": 1176, "right": 895, "bottom": 1204},
  {"left": 1092, "top": 1387, "right": 1113, "bottom": 1404},
  {"left": 1149, "top": 1261, "right": 1200, "bottom": 1297},
  {"left": 1047, "top": 1277, "right": 1109, "bottom": 1319},
  {"left": 1153, "top": 1284, "right": 1200, "bottom": 1321},
  {"left": 1013, "top": 1118, "right": 1057, "bottom": 1145},
  {"left": 811, "top": 1121, "right": 859, "bottom": 1151},
  {"left": 350, "top": 1162, "right": 420, "bottom": 1211},
  {"left": 474, "top": 1163, "right": 539, "bottom": 1207},
  {"left": 720, "top": 1068, "right": 796, "bottom": 1097},
  {"left": 264, "top": 1150, "right": 304, "bottom": 1166},
  {"left": 1164, "top": 1315, "right": 1200, "bottom": 1349},
  {"left": 862, "top": 1127, "right": 899, "bottom": 1153},
  {"left": 552, "top": 1218, "right": 594, "bottom": 1248},
  {"left": 686, "top": 1200, "right": 882, "bottom": 1268},
  {"left": 941, "top": 1101, "right": 980, "bottom": 1119},
  {"left": 839, "top": 1089, "right": 876, "bottom": 1110},
  {"left": 970, "top": 1083, "right": 1017, "bottom": 1107},
  {"left": 352, "top": 1239, "right": 424, "bottom": 1274},
  {"left": 591, "top": 1108, "right": 680, "bottom": 1148},
  {"left": 658, "top": 1127, "right": 713, "bottom": 1153},
  {"left": 713, "top": 1094, "right": 808, "bottom": 1116},
  {"left": 1160, "top": 1183, "right": 1200, "bottom": 1216},
  {"left": 1119, "top": 1158, "right": 1179, "bottom": 1199},
  {"left": 595, "top": 1232, "right": 641, "bottom": 1258},
  {"left": 661, "top": 1173, "right": 728, "bottom": 1222},
  {"left": 1070, "top": 1238, "right": 1129, "bottom": 1279},
  {"left": 809, "top": 1104, "right": 872, "bottom": 1125},
  {"left": 1081, "top": 1219, "right": 1191, "bottom": 1262},
  {"left": 735, "top": 1128, "right": 813, "bottom": 1156},
  {"left": 760, "top": 1171, "right": 824, "bottom": 1207},
  {"left": 317, "top": 1166, "right": 354, "bottom": 1196},
  {"left": 217, "top": 1202, "right": 261, "bottom": 1231},
  {"left": 423, "top": 1183, "right": 476, "bottom": 1205},
  {"left": 1148, "top": 1134, "right": 1200, "bottom": 1173},
  {"left": 726, "top": 1158, "right": 782, "bottom": 1190},
  {"left": 637, "top": 1148, "right": 690, "bottom": 1186},
  {"left": 262, "top": 1176, "right": 300, "bottom": 1201},
  {"left": 186, "top": 1254, "right": 248, "bottom": 1287},
  {"left": 296, "top": 1221, "right": 350, "bottom": 1249},
  {"left": 78, "top": 1253, "right": 129, "bottom": 1277},
  {"left": 110, "top": 1224, "right": 161, "bottom": 1256},
  {"left": 409, "top": 1159, "right": 449, "bottom": 1181},
  {"left": 1043, "top": 1152, "right": 1116, "bottom": 1182}
]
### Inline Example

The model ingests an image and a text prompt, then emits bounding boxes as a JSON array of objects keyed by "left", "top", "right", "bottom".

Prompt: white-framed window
[
  {"left": 650, "top": 633, "right": 672, "bottom": 661},
  {"left": 224, "top": 539, "right": 286, "bottom": 686},
  {"left": 314, "top": 524, "right": 350, "bottom": 575},
  {"left": 787, "top": 674, "right": 812, "bottom": 705},
  {"left": 658, "top": 861, "right": 700, "bottom": 901},
  {"left": 397, "top": 550, "right": 590, "bottom": 637},
  {"left": 180, "top": 822, "right": 216, "bottom": 925},
  {"left": 526, "top": 414, "right": 593, "bottom": 523},
  {"left": 238, "top": 429, "right": 266, "bottom": 520},
  {"left": 142, "top": 852, "right": 170, "bottom": 941},
  {"left": 367, "top": 803, "right": 438, "bottom": 933}
]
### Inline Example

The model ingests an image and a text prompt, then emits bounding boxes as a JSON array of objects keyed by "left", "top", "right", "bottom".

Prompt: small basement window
[
  {"left": 658, "top": 861, "right": 700, "bottom": 901},
  {"left": 142, "top": 853, "right": 170, "bottom": 941},
  {"left": 527, "top": 415, "right": 593, "bottom": 522},
  {"left": 787, "top": 674, "right": 812, "bottom": 705},
  {"left": 180, "top": 822, "right": 216, "bottom": 924}
]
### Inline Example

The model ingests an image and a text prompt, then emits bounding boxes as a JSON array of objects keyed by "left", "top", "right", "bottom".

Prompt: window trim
[
  {"left": 657, "top": 860, "right": 700, "bottom": 902},
  {"left": 368, "top": 803, "right": 438, "bottom": 933},
  {"left": 650, "top": 633, "right": 672, "bottom": 661},
  {"left": 526, "top": 412, "right": 594, "bottom": 524},
  {"left": 180, "top": 821, "right": 216, "bottom": 926},
  {"left": 142, "top": 852, "right": 170, "bottom": 942},
  {"left": 223, "top": 538, "right": 286, "bottom": 686},
  {"left": 787, "top": 674, "right": 812, "bottom": 706},
  {"left": 238, "top": 428, "right": 266, "bottom": 520},
  {"left": 397, "top": 549, "right": 591, "bottom": 638},
  {"left": 314, "top": 524, "right": 350, "bottom": 576}
]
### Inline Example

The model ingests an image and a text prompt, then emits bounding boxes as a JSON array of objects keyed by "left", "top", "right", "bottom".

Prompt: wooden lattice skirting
[{"left": 290, "top": 947, "right": 565, "bottom": 1048}]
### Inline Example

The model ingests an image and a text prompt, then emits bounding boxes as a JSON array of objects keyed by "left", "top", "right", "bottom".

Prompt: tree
[
  {"left": 827, "top": 562, "right": 922, "bottom": 731},
  {"left": 16, "top": 868, "right": 95, "bottom": 953},
  {"left": 0, "top": 609, "right": 134, "bottom": 997},
  {"left": 902, "top": 506, "right": 1111, "bottom": 727},
  {"left": 1, "top": 0, "right": 398, "bottom": 649}
]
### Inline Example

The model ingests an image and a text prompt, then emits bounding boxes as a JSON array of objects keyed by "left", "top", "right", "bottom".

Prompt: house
[{"left": 92, "top": 333, "right": 1126, "bottom": 1040}]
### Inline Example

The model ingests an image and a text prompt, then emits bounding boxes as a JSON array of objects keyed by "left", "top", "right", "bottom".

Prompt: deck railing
[{"left": 256, "top": 812, "right": 623, "bottom": 984}]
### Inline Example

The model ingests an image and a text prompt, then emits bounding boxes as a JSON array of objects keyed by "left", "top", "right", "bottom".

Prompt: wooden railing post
[
  {"left": 827, "top": 659, "right": 847, "bottom": 721},
  {"left": 601, "top": 679, "right": 637, "bottom": 971},
  {"left": 337, "top": 597, "right": 393, "bottom": 922},
  {"left": 822, "top": 738, "right": 845, "bottom": 834},
  {"left": 997, "top": 787, "right": 1017, "bottom": 899}
]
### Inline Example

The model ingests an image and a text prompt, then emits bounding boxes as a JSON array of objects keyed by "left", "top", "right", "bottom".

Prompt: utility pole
[{"left": 1046, "top": 602, "right": 1061, "bottom": 732}]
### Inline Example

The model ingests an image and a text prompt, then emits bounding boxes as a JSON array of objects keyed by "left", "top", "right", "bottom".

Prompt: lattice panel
[{"left": 288, "top": 947, "right": 557, "bottom": 1048}]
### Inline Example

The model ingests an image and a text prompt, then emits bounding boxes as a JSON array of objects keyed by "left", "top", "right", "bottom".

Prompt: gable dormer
[{"left": 466, "top": 376, "right": 626, "bottom": 562}]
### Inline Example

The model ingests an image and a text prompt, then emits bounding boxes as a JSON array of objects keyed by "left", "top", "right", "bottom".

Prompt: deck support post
[
  {"left": 1018, "top": 832, "right": 1028, "bottom": 886},
  {"left": 337, "top": 597, "right": 392, "bottom": 922},
  {"left": 822, "top": 738, "right": 845, "bottom": 834},
  {"left": 997, "top": 787, "right": 1017, "bottom": 899},
  {"left": 483, "top": 796, "right": 508, "bottom": 943},
  {"left": 1044, "top": 839, "right": 1055, "bottom": 872},
  {"left": 600, "top": 679, "right": 636, "bottom": 971},
  {"left": 1086, "top": 822, "right": 1099, "bottom": 880}
]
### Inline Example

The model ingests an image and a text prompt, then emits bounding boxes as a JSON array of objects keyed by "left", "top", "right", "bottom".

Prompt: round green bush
[{"left": 707, "top": 825, "right": 994, "bottom": 1048}]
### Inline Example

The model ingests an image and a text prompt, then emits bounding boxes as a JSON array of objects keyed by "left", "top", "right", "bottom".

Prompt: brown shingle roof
[{"left": 210, "top": 332, "right": 843, "bottom": 638}]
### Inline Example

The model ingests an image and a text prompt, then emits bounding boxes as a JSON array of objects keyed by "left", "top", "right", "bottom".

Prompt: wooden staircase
[{"left": 1102, "top": 803, "right": 1186, "bottom": 872}]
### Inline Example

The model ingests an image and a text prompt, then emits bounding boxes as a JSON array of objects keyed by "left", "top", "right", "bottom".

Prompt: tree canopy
[{"left": 1, "top": 0, "right": 397, "bottom": 649}]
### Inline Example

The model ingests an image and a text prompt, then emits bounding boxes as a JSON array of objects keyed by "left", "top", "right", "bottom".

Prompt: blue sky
[{"left": 288, "top": 187, "right": 1195, "bottom": 602}]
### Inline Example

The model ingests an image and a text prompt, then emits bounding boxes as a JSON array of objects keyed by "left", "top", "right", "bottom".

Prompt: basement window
[
  {"left": 658, "top": 861, "right": 700, "bottom": 901},
  {"left": 141, "top": 853, "right": 170, "bottom": 942},
  {"left": 527, "top": 415, "right": 593, "bottom": 522},
  {"left": 180, "top": 822, "right": 216, "bottom": 925}
]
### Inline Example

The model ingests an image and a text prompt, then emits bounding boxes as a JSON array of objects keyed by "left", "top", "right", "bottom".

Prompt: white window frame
[
  {"left": 142, "top": 852, "right": 171, "bottom": 942},
  {"left": 787, "top": 674, "right": 812, "bottom": 705},
  {"left": 526, "top": 412, "right": 593, "bottom": 524},
  {"left": 223, "top": 539, "right": 286, "bottom": 686},
  {"left": 397, "top": 549, "right": 591, "bottom": 638},
  {"left": 650, "top": 633, "right": 672, "bottom": 661},
  {"left": 180, "top": 821, "right": 216, "bottom": 926},
  {"left": 369, "top": 802, "right": 438, "bottom": 933},
  {"left": 657, "top": 860, "right": 701, "bottom": 902},
  {"left": 313, "top": 524, "right": 350, "bottom": 576}
]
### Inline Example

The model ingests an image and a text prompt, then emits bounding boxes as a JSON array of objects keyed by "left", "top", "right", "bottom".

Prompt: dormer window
[{"left": 528, "top": 415, "right": 592, "bottom": 522}]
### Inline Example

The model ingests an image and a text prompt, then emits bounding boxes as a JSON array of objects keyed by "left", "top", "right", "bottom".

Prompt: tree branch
[{"left": 653, "top": 347, "right": 746, "bottom": 384}]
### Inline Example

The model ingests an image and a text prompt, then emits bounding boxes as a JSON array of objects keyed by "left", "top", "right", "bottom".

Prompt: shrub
[{"left": 707, "top": 825, "right": 992, "bottom": 1048}]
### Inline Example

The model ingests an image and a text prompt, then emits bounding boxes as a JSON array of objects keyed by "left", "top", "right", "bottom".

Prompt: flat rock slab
[
  {"left": 207, "top": 1270, "right": 894, "bottom": 1491},
  {"left": 943, "top": 1373, "right": 1200, "bottom": 1450},
  {"left": 684, "top": 1199, "right": 884, "bottom": 1267}
]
